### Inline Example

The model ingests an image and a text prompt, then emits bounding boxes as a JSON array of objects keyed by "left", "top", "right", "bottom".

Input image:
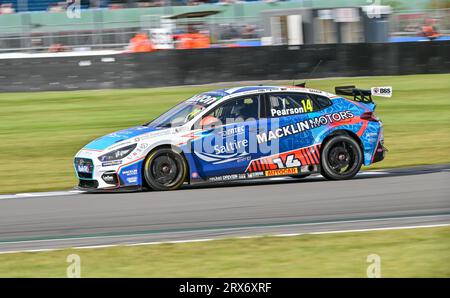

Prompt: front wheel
[
  {"left": 320, "top": 135, "right": 363, "bottom": 180},
  {"left": 143, "top": 148, "right": 187, "bottom": 191}
]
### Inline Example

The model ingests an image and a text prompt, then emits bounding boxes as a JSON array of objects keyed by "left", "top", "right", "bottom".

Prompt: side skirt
[{"left": 190, "top": 165, "right": 321, "bottom": 185}]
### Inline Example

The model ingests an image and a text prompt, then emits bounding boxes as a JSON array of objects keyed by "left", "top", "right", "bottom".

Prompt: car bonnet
[{"left": 83, "top": 125, "right": 161, "bottom": 151}]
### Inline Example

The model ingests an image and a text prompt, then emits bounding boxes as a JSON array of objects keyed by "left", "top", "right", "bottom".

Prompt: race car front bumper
[
  {"left": 74, "top": 157, "right": 122, "bottom": 190},
  {"left": 74, "top": 154, "right": 145, "bottom": 191},
  {"left": 76, "top": 173, "right": 143, "bottom": 192},
  {"left": 75, "top": 182, "right": 143, "bottom": 192}
]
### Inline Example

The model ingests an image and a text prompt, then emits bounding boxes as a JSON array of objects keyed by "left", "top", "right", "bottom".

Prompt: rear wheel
[
  {"left": 143, "top": 148, "right": 187, "bottom": 191},
  {"left": 320, "top": 135, "right": 362, "bottom": 180}
]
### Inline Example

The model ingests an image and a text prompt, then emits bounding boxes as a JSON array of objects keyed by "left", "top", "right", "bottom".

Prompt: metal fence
[
  {"left": 389, "top": 8, "right": 450, "bottom": 37},
  {"left": 0, "top": 15, "right": 263, "bottom": 52},
  {"left": 0, "top": 8, "right": 449, "bottom": 53},
  {"left": 0, "top": 18, "right": 142, "bottom": 52},
  {"left": 1, "top": 41, "right": 449, "bottom": 92},
  {"left": 0, "top": 26, "right": 140, "bottom": 52}
]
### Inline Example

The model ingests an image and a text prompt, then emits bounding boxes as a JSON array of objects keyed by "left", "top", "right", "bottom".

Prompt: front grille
[
  {"left": 74, "top": 158, "right": 93, "bottom": 179},
  {"left": 78, "top": 179, "right": 99, "bottom": 189},
  {"left": 78, "top": 172, "right": 92, "bottom": 179}
]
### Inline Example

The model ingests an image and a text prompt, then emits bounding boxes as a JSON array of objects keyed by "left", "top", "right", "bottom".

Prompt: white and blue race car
[{"left": 74, "top": 85, "right": 388, "bottom": 191}]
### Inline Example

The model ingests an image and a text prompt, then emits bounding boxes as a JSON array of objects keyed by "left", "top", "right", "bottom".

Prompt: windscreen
[{"left": 148, "top": 93, "right": 223, "bottom": 128}]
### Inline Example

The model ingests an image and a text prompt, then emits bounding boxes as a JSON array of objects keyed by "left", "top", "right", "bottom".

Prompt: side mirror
[{"left": 199, "top": 116, "right": 221, "bottom": 130}]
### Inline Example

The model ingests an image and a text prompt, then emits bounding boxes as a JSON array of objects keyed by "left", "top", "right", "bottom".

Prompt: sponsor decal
[
  {"left": 121, "top": 168, "right": 138, "bottom": 184},
  {"left": 246, "top": 171, "right": 265, "bottom": 179},
  {"left": 209, "top": 174, "right": 241, "bottom": 182},
  {"left": 220, "top": 126, "right": 245, "bottom": 137},
  {"left": 307, "top": 88, "right": 323, "bottom": 94},
  {"left": 256, "top": 111, "right": 354, "bottom": 144},
  {"left": 270, "top": 99, "right": 313, "bottom": 117},
  {"left": 195, "top": 135, "right": 250, "bottom": 164},
  {"left": 248, "top": 145, "right": 321, "bottom": 172},
  {"left": 126, "top": 177, "right": 138, "bottom": 183},
  {"left": 371, "top": 86, "right": 392, "bottom": 98},
  {"left": 102, "top": 160, "right": 122, "bottom": 167},
  {"left": 139, "top": 130, "right": 171, "bottom": 140},
  {"left": 102, "top": 174, "right": 116, "bottom": 183},
  {"left": 77, "top": 165, "right": 91, "bottom": 173},
  {"left": 122, "top": 169, "right": 138, "bottom": 176},
  {"left": 237, "top": 155, "right": 252, "bottom": 163},
  {"left": 208, "top": 171, "right": 264, "bottom": 182},
  {"left": 187, "top": 94, "right": 220, "bottom": 105},
  {"left": 273, "top": 154, "right": 301, "bottom": 168},
  {"left": 271, "top": 106, "right": 305, "bottom": 117},
  {"left": 265, "top": 167, "right": 298, "bottom": 177},
  {"left": 127, "top": 144, "right": 147, "bottom": 160},
  {"left": 214, "top": 139, "right": 248, "bottom": 154}
]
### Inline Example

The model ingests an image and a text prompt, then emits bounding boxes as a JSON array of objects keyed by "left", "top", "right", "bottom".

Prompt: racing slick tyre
[
  {"left": 320, "top": 135, "right": 363, "bottom": 180},
  {"left": 143, "top": 148, "right": 187, "bottom": 191}
]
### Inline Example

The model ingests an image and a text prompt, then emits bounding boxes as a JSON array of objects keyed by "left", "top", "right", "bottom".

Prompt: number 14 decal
[{"left": 273, "top": 154, "right": 301, "bottom": 168}]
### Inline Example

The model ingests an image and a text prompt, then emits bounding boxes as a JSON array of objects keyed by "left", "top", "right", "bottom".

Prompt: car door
[
  {"left": 252, "top": 92, "right": 324, "bottom": 171},
  {"left": 190, "top": 94, "right": 263, "bottom": 179}
]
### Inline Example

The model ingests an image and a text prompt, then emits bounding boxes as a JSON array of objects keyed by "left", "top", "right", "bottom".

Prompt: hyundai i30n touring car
[{"left": 74, "top": 85, "right": 389, "bottom": 191}]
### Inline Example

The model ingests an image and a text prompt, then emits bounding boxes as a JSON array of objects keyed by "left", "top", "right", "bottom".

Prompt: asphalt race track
[{"left": 0, "top": 164, "right": 449, "bottom": 253}]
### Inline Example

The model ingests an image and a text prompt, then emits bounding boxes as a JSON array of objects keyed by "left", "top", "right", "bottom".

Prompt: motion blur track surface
[{"left": 0, "top": 164, "right": 449, "bottom": 253}]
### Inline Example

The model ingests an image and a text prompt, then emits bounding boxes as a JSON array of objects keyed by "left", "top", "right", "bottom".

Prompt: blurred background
[
  {"left": 0, "top": 0, "right": 449, "bottom": 91},
  {"left": 0, "top": 1, "right": 448, "bottom": 278},
  {"left": 0, "top": 0, "right": 448, "bottom": 195},
  {"left": 0, "top": 0, "right": 448, "bottom": 53}
]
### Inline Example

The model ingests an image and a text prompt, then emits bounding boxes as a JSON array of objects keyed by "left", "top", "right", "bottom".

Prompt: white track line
[
  {"left": 237, "top": 235, "right": 263, "bottom": 239},
  {"left": 273, "top": 233, "right": 301, "bottom": 237},
  {"left": 0, "top": 190, "right": 85, "bottom": 200},
  {"left": 0, "top": 222, "right": 449, "bottom": 255},
  {"left": 1, "top": 213, "right": 448, "bottom": 247},
  {"left": 308, "top": 223, "right": 450, "bottom": 235},
  {"left": 0, "top": 170, "right": 391, "bottom": 200},
  {"left": 76, "top": 244, "right": 117, "bottom": 250}
]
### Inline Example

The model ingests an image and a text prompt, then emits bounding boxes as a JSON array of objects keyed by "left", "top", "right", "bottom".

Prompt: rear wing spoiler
[
  {"left": 335, "top": 86, "right": 392, "bottom": 103},
  {"left": 335, "top": 86, "right": 372, "bottom": 103}
]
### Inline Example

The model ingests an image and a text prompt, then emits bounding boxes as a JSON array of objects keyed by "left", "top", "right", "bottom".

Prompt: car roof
[
  {"left": 221, "top": 86, "right": 280, "bottom": 95},
  {"left": 186, "top": 85, "right": 338, "bottom": 125},
  {"left": 207, "top": 85, "right": 335, "bottom": 98}
]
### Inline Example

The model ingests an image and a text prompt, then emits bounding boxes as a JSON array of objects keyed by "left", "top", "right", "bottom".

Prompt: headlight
[{"left": 98, "top": 144, "right": 137, "bottom": 162}]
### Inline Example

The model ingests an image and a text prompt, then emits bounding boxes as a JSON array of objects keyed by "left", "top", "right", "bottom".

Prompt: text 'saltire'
[
  {"left": 320, "top": 135, "right": 363, "bottom": 180},
  {"left": 143, "top": 148, "right": 187, "bottom": 191}
]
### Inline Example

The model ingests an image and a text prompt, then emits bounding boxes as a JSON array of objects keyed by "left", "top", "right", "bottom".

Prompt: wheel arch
[
  {"left": 141, "top": 144, "right": 191, "bottom": 189},
  {"left": 320, "top": 129, "right": 364, "bottom": 156},
  {"left": 319, "top": 129, "right": 364, "bottom": 180}
]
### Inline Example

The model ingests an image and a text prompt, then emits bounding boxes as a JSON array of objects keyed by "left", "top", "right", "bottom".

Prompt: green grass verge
[
  {"left": 0, "top": 74, "right": 449, "bottom": 194},
  {"left": 0, "top": 226, "right": 448, "bottom": 277}
]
